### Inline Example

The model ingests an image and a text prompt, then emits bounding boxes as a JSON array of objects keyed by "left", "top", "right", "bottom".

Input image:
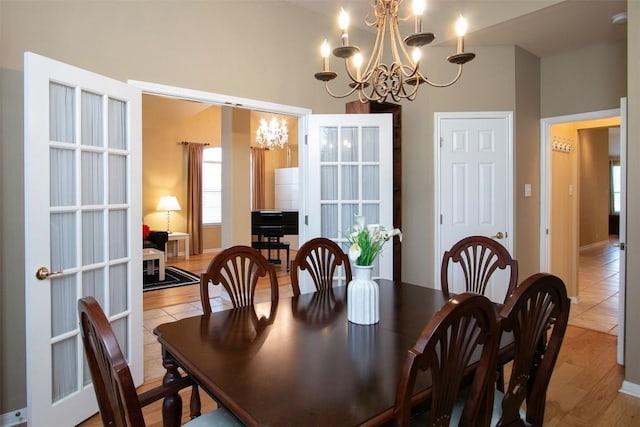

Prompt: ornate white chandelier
[
  {"left": 314, "top": 0, "right": 475, "bottom": 103},
  {"left": 256, "top": 117, "right": 288, "bottom": 149}
]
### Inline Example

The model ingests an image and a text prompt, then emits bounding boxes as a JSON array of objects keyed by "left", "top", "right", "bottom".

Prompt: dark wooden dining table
[{"left": 153, "top": 280, "right": 506, "bottom": 427}]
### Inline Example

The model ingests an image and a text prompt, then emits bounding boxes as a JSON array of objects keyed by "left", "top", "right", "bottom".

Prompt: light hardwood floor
[{"left": 76, "top": 250, "right": 640, "bottom": 426}]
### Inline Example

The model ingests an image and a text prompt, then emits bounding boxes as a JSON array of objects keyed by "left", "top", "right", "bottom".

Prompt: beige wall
[
  {"left": 541, "top": 40, "right": 627, "bottom": 117},
  {"left": 0, "top": 0, "right": 635, "bottom": 415},
  {"left": 142, "top": 96, "right": 223, "bottom": 250},
  {"left": 550, "top": 123, "right": 580, "bottom": 295},
  {"left": 578, "top": 128, "right": 611, "bottom": 247},
  {"left": 514, "top": 46, "right": 542, "bottom": 280}
]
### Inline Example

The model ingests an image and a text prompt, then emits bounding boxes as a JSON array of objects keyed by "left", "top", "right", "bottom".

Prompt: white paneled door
[
  {"left": 24, "top": 52, "right": 142, "bottom": 426},
  {"left": 436, "top": 112, "right": 513, "bottom": 303},
  {"left": 306, "top": 114, "right": 393, "bottom": 293}
]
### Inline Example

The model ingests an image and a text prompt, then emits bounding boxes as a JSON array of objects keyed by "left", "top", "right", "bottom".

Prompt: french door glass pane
[
  {"left": 49, "top": 83, "right": 75, "bottom": 143},
  {"left": 111, "top": 317, "right": 129, "bottom": 359},
  {"left": 320, "top": 127, "right": 338, "bottom": 161},
  {"left": 109, "top": 209, "right": 128, "bottom": 260},
  {"left": 340, "top": 127, "right": 358, "bottom": 161},
  {"left": 81, "top": 90, "right": 103, "bottom": 147},
  {"left": 82, "top": 211, "right": 104, "bottom": 265},
  {"left": 82, "top": 268, "right": 105, "bottom": 308},
  {"left": 50, "top": 148, "right": 75, "bottom": 207},
  {"left": 341, "top": 165, "right": 358, "bottom": 200},
  {"left": 51, "top": 274, "right": 76, "bottom": 336},
  {"left": 81, "top": 151, "right": 104, "bottom": 205},
  {"left": 342, "top": 203, "right": 359, "bottom": 237},
  {"left": 108, "top": 98, "right": 127, "bottom": 150},
  {"left": 362, "top": 127, "right": 379, "bottom": 161},
  {"left": 109, "top": 263, "right": 128, "bottom": 316},
  {"left": 321, "top": 204, "right": 338, "bottom": 238},
  {"left": 52, "top": 337, "right": 78, "bottom": 402},
  {"left": 51, "top": 212, "right": 76, "bottom": 271},
  {"left": 109, "top": 154, "right": 127, "bottom": 204},
  {"left": 362, "top": 165, "right": 380, "bottom": 199},
  {"left": 321, "top": 165, "right": 338, "bottom": 200},
  {"left": 362, "top": 204, "right": 379, "bottom": 225}
]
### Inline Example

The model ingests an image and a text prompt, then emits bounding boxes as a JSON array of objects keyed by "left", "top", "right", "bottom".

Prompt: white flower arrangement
[{"left": 347, "top": 215, "right": 402, "bottom": 266}]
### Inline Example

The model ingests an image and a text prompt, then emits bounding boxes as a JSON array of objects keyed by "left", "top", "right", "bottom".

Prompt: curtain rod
[{"left": 179, "top": 141, "right": 210, "bottom": 146}]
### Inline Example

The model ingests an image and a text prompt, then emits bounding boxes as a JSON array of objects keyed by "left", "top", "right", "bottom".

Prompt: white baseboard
[
  {"left": 0, "top": 408, "right": 27, "bottom": 427},
  {"left": 570, "top": 296, "right": 579, "bottom": 304},
  {"left": 620, "top": 380, "right": 640, "bottom": 398}
]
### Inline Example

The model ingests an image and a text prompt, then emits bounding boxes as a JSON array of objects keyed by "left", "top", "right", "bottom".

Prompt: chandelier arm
[
  {"left": 416, "top": 65, "right": 465, "bottom": 88},
  {"left": 322, "top": 81, "right": 361, "bottom": 99}
]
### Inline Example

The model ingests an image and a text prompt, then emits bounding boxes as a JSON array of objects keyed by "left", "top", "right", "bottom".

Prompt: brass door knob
[
  {"left": 490, "top": 232, "right": 504, "bottom": 239},
  {"left": 35, "top": 267, "right": 63, "bottom": 280}
]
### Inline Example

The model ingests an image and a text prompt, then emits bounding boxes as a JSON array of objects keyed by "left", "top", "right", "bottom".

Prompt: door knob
[
  {"left": 35, "top": 267, "right": 63, "bottom": 281},
  {"left": 490, "top": 232, "right": 504, "bottom": 239}
]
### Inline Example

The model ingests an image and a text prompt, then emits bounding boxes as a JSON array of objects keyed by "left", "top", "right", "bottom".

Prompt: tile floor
[
  {"left": 568, "top": 237, "right": 620, "bottom": 335},
  {"left": 142, "top": 285, "right": 294, "bottom": 382}
]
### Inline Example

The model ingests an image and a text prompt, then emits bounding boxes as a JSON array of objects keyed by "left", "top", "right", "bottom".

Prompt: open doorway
[{"left": 540, "top": 110, "right": 622, "bottom": 337}]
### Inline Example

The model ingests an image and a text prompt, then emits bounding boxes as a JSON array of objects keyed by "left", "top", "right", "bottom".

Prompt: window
[
  {"left": 203, "top": 147, "right": 222, "bottom": 224},
  {"left": 611, "top": 160, "right": 621, "bottom": 214}
]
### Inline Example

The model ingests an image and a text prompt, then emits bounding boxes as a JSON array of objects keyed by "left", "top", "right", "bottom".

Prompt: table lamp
[{"left": 157, "top": 195, "right": 181, "bottom": 234}]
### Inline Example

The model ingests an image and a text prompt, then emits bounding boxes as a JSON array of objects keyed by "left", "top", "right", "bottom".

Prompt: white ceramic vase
[{"left": 347, "top": 265, "right": 379, "bottom": 325}]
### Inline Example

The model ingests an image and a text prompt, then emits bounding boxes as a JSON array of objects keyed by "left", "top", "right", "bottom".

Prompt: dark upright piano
[{"left": 251, "top": 210, "right": 298, "bottom": 271}]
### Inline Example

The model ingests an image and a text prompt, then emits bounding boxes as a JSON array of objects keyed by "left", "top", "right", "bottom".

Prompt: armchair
[{"left": 144, "top": 230, "right": 168, "bottom": 252}]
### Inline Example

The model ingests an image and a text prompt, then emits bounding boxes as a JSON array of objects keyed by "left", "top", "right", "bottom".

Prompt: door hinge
[
  {"left": 440, "top": 138, "right": 443, "bottom": 148},
  {"left": 305, "top": 215, "right": 309, "bottom": 225},
  {"left": 305, "top": 134, "right": 308, "bottom": 145},
  {"left": 440, "top": 214, "right": 443, "bottom": 225}
]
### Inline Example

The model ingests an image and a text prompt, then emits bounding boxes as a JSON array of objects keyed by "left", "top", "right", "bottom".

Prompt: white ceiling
[{"left": 287, "top": 0, "right": 627, "bottom": 58}]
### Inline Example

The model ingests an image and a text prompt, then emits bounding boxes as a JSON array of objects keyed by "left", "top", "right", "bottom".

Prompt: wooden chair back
[
  {"left": 393, "top": 293, "right": 499, "bottom": 427},
  {"left": 200, "top": 245, "right": 279, "bottom": 313},
  {"left": 496, "top": 273, "right": 570, "bottom": 426},
  {"left": 290, "top": 237, "right": 352, "bottom": 296},
  {"left": 78, "top": 296, "right": 147, "bottom": 427},
  {"left": 441, "top": 235, "right": 518, "bottom": 303}
]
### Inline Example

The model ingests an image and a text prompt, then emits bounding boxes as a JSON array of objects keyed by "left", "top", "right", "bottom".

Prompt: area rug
[{"left": 143, "top": 266, "right": 200, "bottom": 292}]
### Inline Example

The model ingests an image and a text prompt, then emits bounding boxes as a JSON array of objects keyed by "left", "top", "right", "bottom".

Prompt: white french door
[
  {"left": 306, "top": 114, "right": 393, "bottom": 293},
  {"left": 618, "top": 97, "right": 627, "bottom": 365},
  {"left": 435, "top": 112, "right": 514, "bottom": 303},
  {"left": 24, "top": 52, "right": 142, "bottom": 426}
]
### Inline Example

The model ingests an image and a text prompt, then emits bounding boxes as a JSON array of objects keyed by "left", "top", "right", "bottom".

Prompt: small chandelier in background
[
  {"left": 256, "top": 117, "right": 288, "bottom": 149},
  {"left": 314, "top": 0, "right": 476, "bottom": 103}
]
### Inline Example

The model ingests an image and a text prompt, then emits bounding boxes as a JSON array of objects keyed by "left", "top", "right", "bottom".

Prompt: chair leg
[
  {"left": 496, "top": 366, "right": 505, "bottom": 392},
  {"left": 189, "top": 384, "right": 201, "bottom": 419}
]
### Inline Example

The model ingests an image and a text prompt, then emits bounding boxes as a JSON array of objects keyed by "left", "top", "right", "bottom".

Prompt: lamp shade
[{"left": 157, "top": 196, "right": 181, "bottom": 212}]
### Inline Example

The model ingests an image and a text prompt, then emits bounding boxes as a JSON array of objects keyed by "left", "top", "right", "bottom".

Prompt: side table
[
  {"left": 166, "top": 232, "right": 190, "bottom": 261},
  {"left": 143, "top": 248, "right": 165, "bottom": 281}
]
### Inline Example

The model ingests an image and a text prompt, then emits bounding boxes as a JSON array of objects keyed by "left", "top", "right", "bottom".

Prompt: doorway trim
[
  {"left": 127, "top": 80, "right": 312, "bottom": 244},
  {"left": 539, "top": 107, "right": 620, "bottom": 273}
]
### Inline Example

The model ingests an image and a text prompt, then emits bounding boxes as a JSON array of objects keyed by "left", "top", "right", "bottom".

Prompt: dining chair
[
  {"left": 200, "top": 245, "right": 279, "bottom": 313},
  {"left": 393, "top": 293, "right": 500, "bottom": 427},
  {"left": 78, "top": 296, "right": 242, "bottom": 427},
  {"left": 290, "top": 237, "right": 352, "bottom": 296},
  {"left": 493, "top": 272, "right": 570, "bottom": 427},
  {"left": 440, "top": 235, "right": 518, "bottom": 303}
]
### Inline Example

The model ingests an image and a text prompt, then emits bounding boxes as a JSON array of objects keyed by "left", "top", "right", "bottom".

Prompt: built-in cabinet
[{"left": 346, "top": 101, "right": 402, "bottom": 282}]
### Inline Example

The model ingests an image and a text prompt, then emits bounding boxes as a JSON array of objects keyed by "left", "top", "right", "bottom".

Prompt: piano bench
[{"left": 251, "top": 240, "right": 290, "bottom": 272}]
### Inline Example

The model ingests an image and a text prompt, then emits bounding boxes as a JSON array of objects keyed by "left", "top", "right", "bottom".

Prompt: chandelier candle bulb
[
  {"left": 339, "top": 8, "right": 350, "bottom": 46},
  {"left": 321, "top": 40, "right": 330, "bottom": 71},
  {"left": 456, "top": 15, "right": 468, "bottom": 54},
  {"left": 413, "top": 0, "right": 426, "bottom": 33}
]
